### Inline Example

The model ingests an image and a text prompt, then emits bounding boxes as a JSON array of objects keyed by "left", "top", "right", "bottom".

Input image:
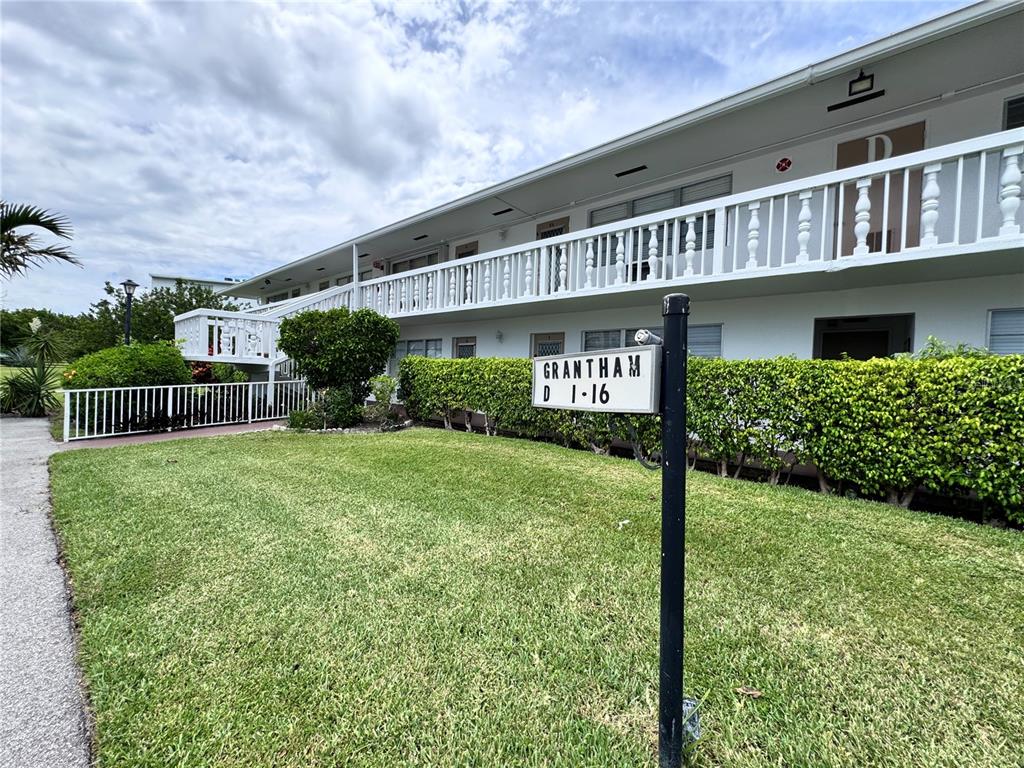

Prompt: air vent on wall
[
  {"left": 615, "top": 164, "right": 648, "bottom": 178},
  {"left": 492, "top": 207, "right": 514, "bottom": 216},
  {"left": 413, "top": 234, "right": 428, "bottom": 241},
  {"left": 316, "top": 267, "right": 325, "bottom": 271}
]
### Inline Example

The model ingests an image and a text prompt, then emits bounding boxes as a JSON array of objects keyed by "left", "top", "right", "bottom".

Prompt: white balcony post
[
  {"left": 62, "top": 391, "right": 70, "bottom": 443},
  {"left": 247, "top": 381, "right": 254, "bottom": 423},
  {"left": 647, "top": 224, "right": 660, "bottom": 280},
  {"left": 684, "top": 217, "right": 696, "bottom": 276},
  {"left": 614, "top": 232, "right": 625, "bottom": 285},
  {"left": 745, "top": 201, "right": 760, "bottom": 269},
  {"left": 502, "top": 256, "right": 511, "bottom": 299},
  {"left": 584, "top": 239, "right": 595, "bottom": 287},
  {"left": 351, "top": 243, "right": 361, "bottom": 308},
  {"left": 797, "top": 190, "right": 813, "bottom": 263},
  {"left": 524, "top": 250, "right": 535, "bottom": 296},
  {"left": 712, "top": 207, "right": 727, "bottom": 275},
  {"left": 999, "top": 144, "right": 1022, "bottom": 237},
  {"left": 853, "top": 178, "right": 872, "bottom": 256},
  {"left": 920, "top": 163, "right": 942, "bottom": 247},
  {"left": 557, "top": 244, "right": 568, "bottom": 292}
]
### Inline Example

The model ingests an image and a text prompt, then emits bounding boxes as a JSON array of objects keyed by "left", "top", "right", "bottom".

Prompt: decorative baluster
[
  {"left": 426, "top": 274, "right": 434, "bottom": 308},
  {"left": 483, "top": 261, "right": 492, "bottom": 302},
  {"left": 999, "top": 145, "right": 1023, "bottom": 237},
  {"left": 502, "top": 256, "right": 511, "bottom": 298},
  {"left": 557, "top": 244, "right": 568, "bottom": 292},
  {"left": 920, "top": 163, "right": 942, "bottom": 247},
  {"left": 465, "top": 264, "right": 474, "bottom": 303},
  {"left": 524, "top": 250, "right": 534, "bottom": 296},
  {"left": 584, "top": 239, "right": 595, "bottom": 287},
  {"left": 614, "top": 232, "right": 625, "bottom": 285},
  {"left": 446, "top": 270, "right": 456, "bottom": 307},
  {"left": 412, "top": 276, "right": 420, "bottom": 310},
  {"left": 797, "top": 190, "right": 813, "bottom": 263},
  {"left": 647, "top": 225, "right": 660, "bottom": 280},
  {"left": 853, "top": 178, "right": 872, "bottom": 255},
  {"left": 745, "top": 202, "right": 761, "bottom": 269},
  {"left": 401, "top": 281, "right": 408, "bottom": 312},
  {"left": 684, "top": 217, "right": 696, "bottom": 276}
]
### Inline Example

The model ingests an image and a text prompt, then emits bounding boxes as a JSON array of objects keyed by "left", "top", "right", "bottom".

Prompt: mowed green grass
[{"left": 50, "top": 429, "right": 1024, "bottom": 767}]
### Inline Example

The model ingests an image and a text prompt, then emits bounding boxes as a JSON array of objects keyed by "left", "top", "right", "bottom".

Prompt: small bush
[
  {"left": 1, "top": 318, "right": 66, "bottom": 417},
  {"left": 65, "top": 342, "right": 191, "bottom": 389},
  {"left": 364, "top": 375, "right": 397, "bottom": 428},
  {"left": 287, "top": 408, "right": 320, "bottom": 431},
  {"left": 211, "top": 362, "right": 248, "bottom": 383},
  {"left": 318, "top": 387, "right": 363, "bottom": 429}
]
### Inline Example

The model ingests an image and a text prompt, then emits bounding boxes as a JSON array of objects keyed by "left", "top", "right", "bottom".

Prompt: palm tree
[{"left": 0, "top": 201, "right": 79, "bottom": 278}]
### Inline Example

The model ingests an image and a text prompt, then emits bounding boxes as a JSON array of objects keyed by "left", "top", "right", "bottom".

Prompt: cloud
[{"left": 0, "top": 0, "right": 967, "bottom": 312}]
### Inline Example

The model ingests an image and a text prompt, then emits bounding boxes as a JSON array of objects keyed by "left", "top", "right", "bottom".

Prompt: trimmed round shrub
[{"left": 64, "top": 342, "right": 191, "bottom": 389}]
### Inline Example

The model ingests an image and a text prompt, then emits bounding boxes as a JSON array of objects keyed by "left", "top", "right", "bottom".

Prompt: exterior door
[{"left": 836, "top": 122, "right": 925, "bottom": 255}]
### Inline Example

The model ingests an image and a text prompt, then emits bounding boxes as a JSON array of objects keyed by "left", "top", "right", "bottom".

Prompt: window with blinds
[
  {"left": 587, "top": 174, "right": 732, "bottom": 229},
  {"left": 583, "top": 325, "right": 722, "bottom": 356},
  {"left": 1005, "top": 96, "right": 1024, "bottom": 130},
  {"left": 989, "top": 309, "right": 1024, "bottom": 354}
]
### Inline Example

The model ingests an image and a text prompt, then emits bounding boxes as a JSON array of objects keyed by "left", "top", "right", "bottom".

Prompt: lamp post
[{"left": 121, "top": 279, "right": 139, "bottom": 345}]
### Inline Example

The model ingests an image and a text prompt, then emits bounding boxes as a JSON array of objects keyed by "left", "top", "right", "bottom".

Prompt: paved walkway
[
  {"left": 61, "top": 418, "right": 287, "bottom": 450},
  {"left": 0, "top": 417, "right": 90, "bottom": 768}
]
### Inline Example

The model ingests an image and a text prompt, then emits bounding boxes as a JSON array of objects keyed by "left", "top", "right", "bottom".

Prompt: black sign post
[{"left": 658, "top": 293, "right": 691, "bottom": 768}]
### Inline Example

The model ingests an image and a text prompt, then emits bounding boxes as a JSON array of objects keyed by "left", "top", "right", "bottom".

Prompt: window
[
  {"left": 537, "top": 217, "right": 570, "bottom": 239},
  {"left": 989, "top": 309, "right": 1024, "bottom": 354},
  {"left": 391, "top": 338, "right": 442, "bottom": 375},
  {"left": 531, "top": 332, "right": 564, "bottom": 356},
  {"left": 1005, "top": 95, "right": 1024, "bottom": 130},
  {"left": 583, "top": 325, "right": 722, "bottom": 357},
  {"left": 291, "top": 288, "right": 301, "bottom": 298},
  {"left": 268, "top": 292, "right": 288, "bottom": 303},
  {"left": 813, "top": 314, "right": 914, "bottom": 359},
  {"left": 359, "top": 269, "right": 374, "bottom": 281},
  {"left": 335, "top": 276, "right": 353, "bottom": 286},
  {"left": 687, "top": 325, "right": 723, "bottom": 358},
  {"left": 453, "top": 336, "right": 477, "bottom": 358},
  {"left": 455, "top": 242, "right": 479, "bottom": 259},
  {"left": 391, "top": 252, "right": 440, "bottom": 274},
  {"left": 318, "top": 280, "right": 330, "bottom": 291},
  {"left": 588, "top": 174, "right": 732, "bottom": 227}
]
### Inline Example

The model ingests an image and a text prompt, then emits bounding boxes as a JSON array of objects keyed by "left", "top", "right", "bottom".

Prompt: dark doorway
[{"left": 813, "top": 314, "right": 914, "bottom": 359}]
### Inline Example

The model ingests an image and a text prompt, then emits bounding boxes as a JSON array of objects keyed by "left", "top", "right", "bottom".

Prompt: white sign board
[{"left": 532, "top": 345, "right": 661, "bottom": 414}]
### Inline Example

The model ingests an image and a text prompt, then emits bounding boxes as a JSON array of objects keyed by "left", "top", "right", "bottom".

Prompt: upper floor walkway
[{"left": 176, "top": 129, "right": 1024, "bottom": 367}]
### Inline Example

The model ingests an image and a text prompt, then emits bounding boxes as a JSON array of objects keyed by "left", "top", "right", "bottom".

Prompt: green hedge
[
  {"left": 64, "top": 342, "right": 192, "bottom": 389},
  {"left": 399, "top": 355, "right": 1024, "bottom": 519}
]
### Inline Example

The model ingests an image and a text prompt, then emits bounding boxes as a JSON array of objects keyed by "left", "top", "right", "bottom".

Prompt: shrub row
[{"left": 399, "top": 355, "right": 1024, "bottom": 519}]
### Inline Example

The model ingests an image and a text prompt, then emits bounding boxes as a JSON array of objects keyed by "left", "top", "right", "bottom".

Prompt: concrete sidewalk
[
  {"left": 61, "top": 418, "right": 287, "bottom": 450},
  {"left": 0, "top": 417, "right": 90, "bottom": 768}
]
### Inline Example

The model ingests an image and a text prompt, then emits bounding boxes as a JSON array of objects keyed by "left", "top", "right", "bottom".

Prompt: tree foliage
[
  {"left": 0, "top": 202, "right": 79, "bottom": 278},
  {"left": 1, "top": 318, "right": 66, "bottom": 416},
  {"left": 278, "top": 308, "right": 400, "bottom": 428}
]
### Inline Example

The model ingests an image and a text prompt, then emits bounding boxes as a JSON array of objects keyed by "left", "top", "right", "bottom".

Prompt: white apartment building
[{"left": 175, "top": 2, "right": 1024, "bottom": 378}]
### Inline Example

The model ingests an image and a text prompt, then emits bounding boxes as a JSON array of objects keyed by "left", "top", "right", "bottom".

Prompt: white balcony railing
[
  {"left": 177, "top": 129, "right": 1023, "bottom": 364},
  {"left": 357, "top": 129, "right": 1022, "bottom": 318}
]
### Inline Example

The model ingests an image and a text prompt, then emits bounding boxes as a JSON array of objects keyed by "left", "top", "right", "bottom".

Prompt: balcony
[{"left": 176, "top": 129, "right": 1023, "bottom": 364}]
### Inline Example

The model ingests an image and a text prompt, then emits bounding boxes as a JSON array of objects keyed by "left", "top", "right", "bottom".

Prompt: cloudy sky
[{"left": 2, "top": 0, "right": 968, "bottom": 313}]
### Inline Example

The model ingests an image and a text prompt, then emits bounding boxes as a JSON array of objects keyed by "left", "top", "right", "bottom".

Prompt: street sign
[
  {"left": 528, "top": 295, "right": 697, "bottom": 768},
  {"left": 531, "top": 345, "right": 661, "bottom": 414}
]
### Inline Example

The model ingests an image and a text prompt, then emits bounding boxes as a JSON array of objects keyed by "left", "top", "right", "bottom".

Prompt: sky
[{"left": 1, "top": 0, "right": 970, "bottom": 314}]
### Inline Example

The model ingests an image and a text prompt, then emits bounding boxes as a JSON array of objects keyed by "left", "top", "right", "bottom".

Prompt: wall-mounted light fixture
[
  {"left": 496, "top": 330, "right": 504, "bottom": 343},
  {"left": 848, "top": 69, "right": 874, "bottom": 97}
]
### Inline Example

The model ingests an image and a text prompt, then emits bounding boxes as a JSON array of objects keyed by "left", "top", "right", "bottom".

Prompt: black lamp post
[{"left": 121, "top": 279, "right": 139, "bottom": 345}]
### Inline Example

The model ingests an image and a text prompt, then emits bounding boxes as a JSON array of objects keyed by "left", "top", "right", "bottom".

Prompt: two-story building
[{"left": 175, "top": 1, "right": 1024, "bottom": 380}]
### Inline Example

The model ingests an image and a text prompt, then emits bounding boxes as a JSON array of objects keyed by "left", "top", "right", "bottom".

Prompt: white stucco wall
[{"left": 389, "top": 273, "right": 1024, "bottom": 361}]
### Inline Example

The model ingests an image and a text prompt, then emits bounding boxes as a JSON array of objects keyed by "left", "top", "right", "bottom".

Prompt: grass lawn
[{"left": 49, "top": 429, "right": 1023, "bottom": 767}]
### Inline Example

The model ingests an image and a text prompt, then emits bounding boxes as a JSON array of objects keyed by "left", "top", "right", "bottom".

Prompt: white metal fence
[{"left": 62, "top": 380, "right": 317, "bottom": 442}]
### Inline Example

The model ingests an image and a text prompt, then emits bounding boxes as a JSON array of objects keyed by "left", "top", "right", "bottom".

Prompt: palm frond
[{"left": 0, "top": 201, "right": 73, "bottom": 238}]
